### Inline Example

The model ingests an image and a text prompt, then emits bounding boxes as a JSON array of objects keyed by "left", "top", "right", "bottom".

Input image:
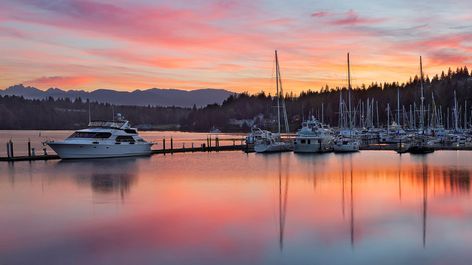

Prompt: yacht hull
[
  {"left": 48, "top": 142, "right": 153, "bottom": 159},
  {"left": 293, "top": 137, "right": 333, "bottom": 153},
  {"left": 254, "top": 142, "right": 292, "bottom": 153}
]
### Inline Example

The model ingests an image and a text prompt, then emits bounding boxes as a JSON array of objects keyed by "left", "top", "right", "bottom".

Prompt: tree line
[{"left": 1, "top": 66, "right": 471, "bottom": 132}]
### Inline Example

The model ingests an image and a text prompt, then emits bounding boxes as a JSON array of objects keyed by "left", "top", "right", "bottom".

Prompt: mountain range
[{"left": 0, "top": 84, "right": 234, "bottom": 107}]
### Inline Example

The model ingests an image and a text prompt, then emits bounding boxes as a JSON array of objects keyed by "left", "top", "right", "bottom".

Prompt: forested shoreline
[{"left": 1, "top": 66, "right": 471, "bottom": 132}]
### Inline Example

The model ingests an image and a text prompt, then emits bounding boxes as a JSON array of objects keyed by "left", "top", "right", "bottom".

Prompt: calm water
[{"left": 2, "top": 132, "right": 472, "bottom": 264}]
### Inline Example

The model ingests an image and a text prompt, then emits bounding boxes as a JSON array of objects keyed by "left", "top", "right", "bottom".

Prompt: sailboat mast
[
  {"left": 339, "top": 91, "right": 343, "bottom": 128},
  {"left": 454, "top": 90, "right": 459, "bottom": 131},
  {"left": 420, "top": 56, "right": 425, "bottom": 131},
  {"left": 347, "top": 53, "right": 352, "bottom": 129},
  {"left": 397, "top": 87, "right": 400, "bottom": 126},
  {"left": 275, "top": 50, "right": 281, "bottom": 134}
]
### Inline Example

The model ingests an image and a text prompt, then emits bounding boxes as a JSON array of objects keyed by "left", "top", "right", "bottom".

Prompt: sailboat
[
  {"left": 397, "top": 56, "right": 434, "bottom": 154},
  {"left": 334, "top": 53, "right": 360, "bottom": 153},
  {"left": 254, "top": 50, "right": 292, "bottom": 153}
]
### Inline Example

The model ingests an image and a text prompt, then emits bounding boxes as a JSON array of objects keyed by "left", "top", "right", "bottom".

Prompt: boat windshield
[{"left": 68, "top": 132, "right": 112, "bottom": 139}]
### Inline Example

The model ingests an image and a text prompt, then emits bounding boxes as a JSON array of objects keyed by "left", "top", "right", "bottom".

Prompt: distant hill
[{"left": 0, "top": 84, "right": 234, "bottom": 107}]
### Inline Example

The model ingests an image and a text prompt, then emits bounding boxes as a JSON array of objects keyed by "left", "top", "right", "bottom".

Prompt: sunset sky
[{"left": 1, "top": 0, "right": 471, "bottom": 94}]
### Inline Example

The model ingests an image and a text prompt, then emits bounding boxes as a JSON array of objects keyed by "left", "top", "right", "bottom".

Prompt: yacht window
[
  {"left": 301, "top": 139, "right": 306, "bottom": 144},
  {"left": 124, "top": 129, "right": 137, "bottom": 134},
  {"left": 116, "top": 136, "right": 135, "bottom": 143},
  {"left": 69, "top": 132, "right": 96, "bottom": 138},
  {"left": 94, "top": 132, "right": 112, "bottom": 138},
  {"left": 68, "top": 132, "right": 111, "bottom": 139},
  {"left": 307, "top": 140, "right": 311, "bottom": 144}
]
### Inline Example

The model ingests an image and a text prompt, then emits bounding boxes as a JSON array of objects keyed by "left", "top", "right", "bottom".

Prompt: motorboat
[
  {"left": 46, "top": 114, "right": 153, "bottom": 159},
  {"left": 254, "top": 130, "right": 292, "bottom": 153},
  {"left": 333, "top": 137, "right": 360, "bottom": 153},
  {"left": 293, "top": 116, "right": 334, "bottom": 153},
  {"left": 396, "top": 135, "right": 434, "bottom": 154}
]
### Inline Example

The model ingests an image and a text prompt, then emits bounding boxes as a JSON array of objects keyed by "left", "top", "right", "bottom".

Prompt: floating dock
[{"left": 3, "top": 139, "right": 472, "bottom": 162}]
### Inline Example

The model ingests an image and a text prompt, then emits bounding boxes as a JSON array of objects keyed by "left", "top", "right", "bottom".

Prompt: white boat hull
[
  {"left": 48, "top": 142, "right": 153, "bottom": 159},
  {"left": 294, "top": 138, "right": 333, "bottom": 153},
  {"left": 254, "top": 142, "right": 292, "bottom": 153}
]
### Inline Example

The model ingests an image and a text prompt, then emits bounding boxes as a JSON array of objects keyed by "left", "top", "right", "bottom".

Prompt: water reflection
[
  {"left": 422, "top": 157, "right": 428, "bottom": 248},
  {"left": 55, "top": 157, "right": 143, "bottom": 200},
  {"left": 3, "top": 151, "right": 472, "bottom": 264},
  {"left": 277, "top": 154, "right": 289, "bottom": 251}
]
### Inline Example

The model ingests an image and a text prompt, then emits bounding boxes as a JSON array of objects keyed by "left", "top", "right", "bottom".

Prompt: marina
[
  {"left": 3, "top": 132, "right": 472, "bottom": 162},
  {"left": 2, "top": 0, "right": 472, "bottom": 263}
]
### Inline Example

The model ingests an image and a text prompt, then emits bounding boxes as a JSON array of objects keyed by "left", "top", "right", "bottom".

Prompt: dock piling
[
  {"left": 9, "top": 140, "right": 14, "bottom": 158},
  {"left": 170, "top": 137, "right": 174, "bottom": 154},
  {"left": 163, "top": 138, "right": 166, "bottom": 155},
  {"left": 28, "top": 139, "right": 31, "bottom": 157},
  {"left": 6, "top": 142, "right": 10, "bottom": 158}
]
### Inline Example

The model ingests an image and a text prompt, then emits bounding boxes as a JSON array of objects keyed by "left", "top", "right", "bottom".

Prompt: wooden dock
[
  {"left": 0, "top": 138, "right": 248, "bottom": 162},
  {"left": 3, "top": 139, "right": 472, "bottom": 162}
]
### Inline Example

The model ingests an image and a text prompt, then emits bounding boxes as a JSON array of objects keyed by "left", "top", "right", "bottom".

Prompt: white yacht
[
  {"left": 294, "top": 116, "right": 334, "bottom": 153},
  {"left": 46, "top": 114, "right": 153, "bottom": 159}
]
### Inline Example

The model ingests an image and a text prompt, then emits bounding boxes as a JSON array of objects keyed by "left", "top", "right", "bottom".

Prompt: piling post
[
  {"left": 43, "top": 148, "right": 47, "bottom": 155},
  {"left": 162, "top": 138, "right": 166, "bottom": 155},
  {"left": 31, "top": 148, "right": 36, "bottom": 157},
  {"left": 6, "top": 142, "right": 10, "bottom": 158},
  {"left": 28, "top": 138, "right": 31, "bottom": 157},
  {"left": 9, "top": 140, "right": 14, "bottom": 158},
  {"left": 191, "top": 143, "right": 194, "bottom": 152},
  {"left": 170, "top": 137, "right": 174, "bottom": 154},
  {"left": 209, "top": 136, "right": 212, "bottom": 148},
  {"left": 183, "top": 143, "right": 185, "bottom": 149}
]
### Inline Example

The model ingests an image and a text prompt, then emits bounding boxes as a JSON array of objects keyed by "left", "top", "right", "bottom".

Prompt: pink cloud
[
  {"left": 87, "top": 49, "right": 197, "bottom": 69},
  {"left": 428, "top": 50, "right": 471, "bottom": 65},
  {"left": 8, "top": 0, "right": 262, "bottom": 52},
  {"left": 311, "top": 11, "right": 330, "bottom": 18},
  {"left": 330, "top": 10, "right": 385, "bottom": 26}
]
